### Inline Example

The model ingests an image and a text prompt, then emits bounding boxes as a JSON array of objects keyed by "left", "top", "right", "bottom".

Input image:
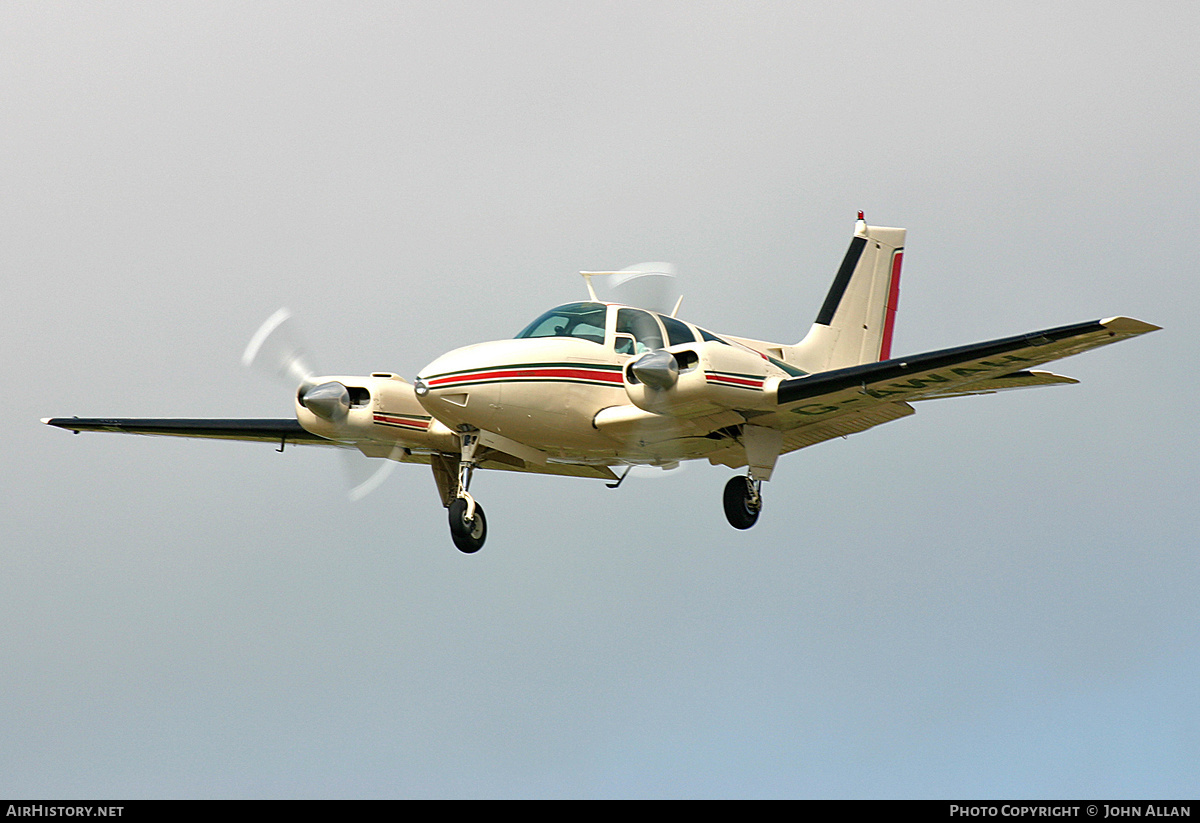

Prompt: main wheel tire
[
  {"left": 722, "top": 475, "right": 761, "bottom": 530},
  {"left": 448, "top": 498, "right": 487, "bottom": 553}
]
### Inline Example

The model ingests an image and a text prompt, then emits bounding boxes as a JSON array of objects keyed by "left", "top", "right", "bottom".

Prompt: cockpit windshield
[{"left": 514, "top": 302, "right": 608, "bottom": 344}]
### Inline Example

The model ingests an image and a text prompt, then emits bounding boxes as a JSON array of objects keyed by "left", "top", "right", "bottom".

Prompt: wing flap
[
  {"left": 779, "top": 401, "right": 916, "bottom": 452},
  {"left": 492, "top": 460, "right": 619, "bottom": 481},
  {"left": 708, "top": 402, "right": 915, "bottom": 469},
  {"left": 377, "top": 447, "right": 620, "bottom": 481}
]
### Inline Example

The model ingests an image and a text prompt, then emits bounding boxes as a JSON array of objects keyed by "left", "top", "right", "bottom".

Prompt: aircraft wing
[
  {"left": 707, "top": 316, "right": 1158, "bottom": 469},
  {"left": 774, "top": 316, "right": 1156, "bottom": 415},
  {"left": 42, "top": 416, "right": 621, "bottom": 482},
  {"left": 41, "top": 417, "right": 340, "bottom": 446}
]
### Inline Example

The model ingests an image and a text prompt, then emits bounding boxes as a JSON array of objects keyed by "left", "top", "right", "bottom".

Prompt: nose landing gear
[
  {"left": 447, "top": 431, "right": 487, "bottom": 553},
  {"left": 448, "top": 495, "right": 487, "bottom": 553}
]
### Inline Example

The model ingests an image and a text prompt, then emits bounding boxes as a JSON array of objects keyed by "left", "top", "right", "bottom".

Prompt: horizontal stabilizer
[{"left": 911, "top": 369, "right": 1078, "bottom": 400}]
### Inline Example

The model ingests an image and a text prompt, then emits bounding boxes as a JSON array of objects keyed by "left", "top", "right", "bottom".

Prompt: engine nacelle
[
  {"left": 294, "top": 372, "right": 457, "bottom": 451},
  {"left": 624, "top": 342, "right": 774, "bottom": 415}
]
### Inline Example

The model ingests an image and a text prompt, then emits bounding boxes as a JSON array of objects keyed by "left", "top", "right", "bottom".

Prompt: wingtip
[{"left": 1099, "top": 316, "right": 1162, "bottom": 334}]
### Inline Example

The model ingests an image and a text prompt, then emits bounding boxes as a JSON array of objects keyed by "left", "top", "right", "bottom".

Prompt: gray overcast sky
[{"left": 3, "top": 1, "right": 1196, "bottom": 798}]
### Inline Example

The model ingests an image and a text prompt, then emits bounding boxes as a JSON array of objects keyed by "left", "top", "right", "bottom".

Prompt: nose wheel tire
[
  {"left": 448, "top": 497, "right": 488, "bottom": 553},
  {"left": 723, "top": 475, "right": 761, "bottom": 530}
]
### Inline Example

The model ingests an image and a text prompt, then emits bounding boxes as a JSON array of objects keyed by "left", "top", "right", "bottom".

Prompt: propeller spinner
[
  {"left": 299, "top": 380, "right": 351, "bottom": 423},
  {"left": 630, "top": 349, "right": 679, "bottom": 390}
]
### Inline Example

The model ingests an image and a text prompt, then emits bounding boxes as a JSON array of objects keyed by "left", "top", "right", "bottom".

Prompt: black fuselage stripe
[{"left": 815, "top": 235, "right": 868, "bottom": 326}]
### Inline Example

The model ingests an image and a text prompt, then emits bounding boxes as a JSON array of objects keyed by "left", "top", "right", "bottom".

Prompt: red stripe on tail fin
[{"left": 878, "top": 251, "right": 903, "bottom": 360}]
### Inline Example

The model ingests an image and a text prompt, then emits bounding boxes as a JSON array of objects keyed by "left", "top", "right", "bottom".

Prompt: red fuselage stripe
[
  {"left": 428, "top": 367, "right": 623, "bottom": 387},
  {"left": 373, "top": 414, "right": 430, "bottom": 429},
  {"left": 705, "top": 374, "right": 763, "bottom": 388}
]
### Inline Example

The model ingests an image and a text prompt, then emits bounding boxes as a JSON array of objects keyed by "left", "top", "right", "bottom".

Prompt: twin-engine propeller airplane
[{"left": 45, "top": 215, "right": 1158, "bottom": 553}]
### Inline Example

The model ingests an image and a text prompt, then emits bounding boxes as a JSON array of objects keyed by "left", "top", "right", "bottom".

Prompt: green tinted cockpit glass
[
  {"left": 661, "top": 315, "right": 696, "bottom": 346},
  {"left": 515, "top": 302, "right": 608, "bottom": 344},
  {"left": 766, "top": 354, "right": 806, "bottom": 377},
  {"left": 696, "top": 326, "right": 807, "bottom": 376},
  {"left": 696, "top": 327, "right": 729, "bottom": 345}
]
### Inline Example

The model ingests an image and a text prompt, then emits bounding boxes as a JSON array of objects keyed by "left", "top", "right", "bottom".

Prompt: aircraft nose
[
  {"left": 415, "top": 347, "right": 500, "bottom": 429},
  {"left": 416, "top": 343, "right": 494, "bottom": 397}
]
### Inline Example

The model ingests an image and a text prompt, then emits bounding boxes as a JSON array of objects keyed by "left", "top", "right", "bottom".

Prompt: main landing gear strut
[
  {"left": 721, "top": 425, "right": 778, "bottom": 530},
  {"left": 723, "top": 473, "right": 762, "bottom": 530},
  {"left": 448, "top": 431, "right": 487, "bottom": 553}
]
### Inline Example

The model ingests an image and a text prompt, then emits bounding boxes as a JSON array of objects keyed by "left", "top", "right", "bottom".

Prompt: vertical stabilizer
[{"left": 787, "top": 215, "right": 906, "bottom": 373}]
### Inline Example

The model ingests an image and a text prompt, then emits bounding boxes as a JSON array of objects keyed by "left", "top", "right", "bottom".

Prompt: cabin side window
[
  {"left": 661, "top": 315, "right": 696, "bottom": 346},
  {"left": 614, "top": 308, "right": 665, "bottom": 354}
]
